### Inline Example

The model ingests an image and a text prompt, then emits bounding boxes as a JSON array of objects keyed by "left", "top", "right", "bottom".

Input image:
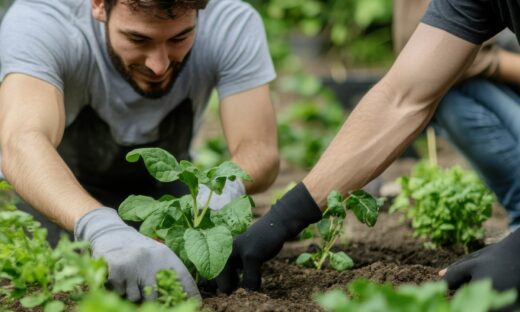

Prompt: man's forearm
[
  {"left": 494, "top": 49, "right": 520, "bottom": 84},
  {"left": 231, "top": 140, "right": 280, "bottom": 194},
  {"left": 303, "top": 81, "right": 437, "bottom": 208},
  {"left": 2, "top": 131, "right": 102, "bottom": 231}
]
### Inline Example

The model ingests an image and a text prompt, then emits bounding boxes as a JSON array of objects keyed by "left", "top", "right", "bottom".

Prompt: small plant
[
  {"left": 390, "top": 161, "right": 494, "bottom": 249},
  {"left": 0, "top": 208, "right": 107, "bottom": 311},
  {"left": 296, "top": 190, "right": 382, "bottom": 271},
  {"left": 314, "top": 278, "right": 516, "bottom": 312},
  {"left": 118, "top": 147, "right": 254, "bottom": 281}
]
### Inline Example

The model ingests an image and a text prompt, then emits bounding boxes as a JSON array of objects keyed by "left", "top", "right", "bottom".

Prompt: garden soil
[
  {"left": 2, "top": 138, "right": 509, "bottom": 311},
  {"left": 202, "top": 138, "right": 509, "bottom": 311}
]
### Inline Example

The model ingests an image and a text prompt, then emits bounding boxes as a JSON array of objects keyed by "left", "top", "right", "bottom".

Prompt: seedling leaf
[
  {"left": 119, "top": 195, "right": 170, "bottom": 222},
  {"left": 346, "top": 190, "right": 379, "bottom": 227},
  {"left": 210, "top": 196, "right": 253, "bottom": 235},
  {"left": 206, "top": 161, "right": 251, "bottom": 194},
  {"left": 296, "top": 253, "right": 313, "bottom": 265},
  {"left": 126, "top": 148, "right": 181, "bottom": 182},
  {"left": 325, "top": 190, "right": 345, "bottom": 218},
  {"left": 184, "top": 226, "right": 232, "bottom": 279},
  {"left": 329, "top": 252, "right": 353, "bottom": 271}
]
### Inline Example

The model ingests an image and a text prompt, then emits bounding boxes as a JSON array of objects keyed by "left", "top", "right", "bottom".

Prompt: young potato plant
[
  {"left": 390, "top": 162, "right": 494, "bottom": 249},
  {"left": 118, "top": 147, "right": 254, "bottom": 281},
  {"left": 296, "top": 190, "right": 383, "bottom": 271},
  {"left": 314, "top": 278, "right": 516, "bottom": 312}
]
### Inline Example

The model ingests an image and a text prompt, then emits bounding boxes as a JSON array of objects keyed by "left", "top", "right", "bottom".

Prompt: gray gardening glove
[
  {"left": 197, "top": 179, "right": 245, "bottom": 211},
  {"left": 74, "top": 208, "right": 200, "bottom": 301}
]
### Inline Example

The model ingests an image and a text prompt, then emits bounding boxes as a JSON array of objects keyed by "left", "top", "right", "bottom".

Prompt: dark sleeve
[{"left": 421, "top": 0, "right": 505, "bottom": 44}]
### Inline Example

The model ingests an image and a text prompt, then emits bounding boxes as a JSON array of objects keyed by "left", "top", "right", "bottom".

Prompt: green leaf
[
  {"left": 165, "top": 225, "right": 188, "bottom": 260},
  {"left": 295, "top": 253, "right": 312, "bottom": 265},
  {"left": 316, "top": 219, "right": 332, "bottom": 240},
  {"left": 325, "top": 190, "right": 345, "bottom": 218},
  {"left": 20, "top": 292, "right": 48, "bottom": 308},
  {"left": 205, "top": 161, "right": 251, "bottom": 194},
  {"left": 329, "top": 252, "right": 354, "bottom": 271},
  {"left": 44, "top": 300, "right": 65, "bottom": 312},
  {"left": 140, "top": 210, "right": 166, "bottom": 237},
  {"left": 313, "top": 289, "right": 350, "bottom": 311},
  {"left": 184, "top": 226, "right": 232, "bottom": 279},
  {"left": 119, "top": 195, "right": 168, "bottom": 222},
  {"left": 126, "top": 148, "right": 181, "bottom": 182},
  {"left": 451, "top": 279, "right": 516, "bottom": 312},
  {"left": 210, "top": 196, "right": 253, "bottom": 235},
  {"left": 346, "top": 190, "right": 380, "bottom": 227}
]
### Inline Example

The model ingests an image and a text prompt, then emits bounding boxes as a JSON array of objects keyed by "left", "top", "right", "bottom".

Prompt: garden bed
[{"left": 202, "top": 143, "right": 508, "bottom": 311}]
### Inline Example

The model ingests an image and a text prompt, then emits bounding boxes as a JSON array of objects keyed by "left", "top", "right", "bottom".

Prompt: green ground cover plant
[
  {"left": 390, "top": 162, "right": 494, "bottom": 249},
  {"left": 296, "top": 190, "right": 383, "bottom": 271},
  {"left": 0, "top": 197, "right": 106, "bottom": 311},
  {"left": 118, "top": 148, "right": 254, "bottom": 281},
  {"left": 314, "top": 278, "right": 516, "bottom": 312}
]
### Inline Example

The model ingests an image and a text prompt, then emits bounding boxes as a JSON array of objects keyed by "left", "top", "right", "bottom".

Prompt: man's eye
[
  {"left": 129, "top": 37, "right": 147, "bottom": 44},
  {"left": 169, "top": 36, "right": 188, "bottom": 43}
]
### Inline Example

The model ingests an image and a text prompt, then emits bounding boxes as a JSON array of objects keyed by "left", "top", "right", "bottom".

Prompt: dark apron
[{"left": 18, "top": 99, "right": 194, "bottom": 246}]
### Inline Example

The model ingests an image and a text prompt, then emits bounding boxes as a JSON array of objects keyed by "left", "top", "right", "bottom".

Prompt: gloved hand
[
  {"left": 197, "top": 179, "right": 245, "bottom": 211},
  {"left": 74, "top": 208, "right": 200, "bottom": 301},
  {"left": 215, "top": 182, "right": 322, "bottom": 293},
  {"left": 443, "top": 229, "right": 520, "bottom": 311}
]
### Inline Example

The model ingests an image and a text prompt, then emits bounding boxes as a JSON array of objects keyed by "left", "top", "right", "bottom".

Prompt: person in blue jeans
[
  {"left": 394, "top": 0, "right": 520, "bottom": 231},
  {"left": 434, "top": 79, "right": 520, "bottom": 230}
]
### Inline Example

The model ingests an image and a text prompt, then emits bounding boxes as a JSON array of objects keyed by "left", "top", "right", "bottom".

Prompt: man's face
[{"left": 99, "top": 2, "right": 197, "bottom": 98}]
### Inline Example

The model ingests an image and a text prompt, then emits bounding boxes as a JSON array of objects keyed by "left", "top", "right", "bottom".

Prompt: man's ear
[{"left": 92, "top": 0, "right": 107, "bottom": 22}]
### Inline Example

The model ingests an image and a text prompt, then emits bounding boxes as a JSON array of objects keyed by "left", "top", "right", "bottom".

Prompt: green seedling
[
  {"left": 390, "top": 161, "right": 494, "bottom": 249},
  {"left": 296, "top": 190, "right": 382, "bottom": 271},
  {"left": 118, "top": 148, "right": 254, "bottom": 281},
  {"left": 0, "top": 209, "right": 107, "bottom": 312},
  {"left": 314, "top": 278, "right": 516, "bottom": 312}
]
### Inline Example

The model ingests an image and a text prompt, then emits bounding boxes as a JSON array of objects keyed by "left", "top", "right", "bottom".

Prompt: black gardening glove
[
  {"left": 444, "top": 229, "right": 520, "bottom": 311},
  {"left": 215, "top": 182, "right": 322, "bottom": 293}
]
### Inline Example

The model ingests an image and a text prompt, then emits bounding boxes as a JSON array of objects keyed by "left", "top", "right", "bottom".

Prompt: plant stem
[
  {"left": 194, "top": 191, "right": 214, "bottom": 228},
  {"left": 316, "top": 220, "right": 341, "bottom": 270}
]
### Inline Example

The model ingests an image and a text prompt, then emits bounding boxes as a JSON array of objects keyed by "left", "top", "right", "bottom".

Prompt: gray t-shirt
[
  {"left": 0, "top": 0, "right": 275, "bottom": 144},
  {"left": 0, "top": 0, "right": 275, "bottom": 186}
]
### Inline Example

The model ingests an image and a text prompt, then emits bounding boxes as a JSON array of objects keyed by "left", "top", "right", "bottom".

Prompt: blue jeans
[{"left": 433, "top": 78, "right": 520, "bottom": 230}]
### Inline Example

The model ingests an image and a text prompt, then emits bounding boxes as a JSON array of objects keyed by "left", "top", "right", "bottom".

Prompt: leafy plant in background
[
  {"left": 314, "top": 278, "right": 516, "bottom": 312},
  {"left": 245, "top": 0, "right": 393, "bottom": 68},
  {"left": 390, "top": 161, "right": 494, "bottom": 250},
  {"left": 277, "top": 79, "right": 345, "bottom": 169},
  {"left": 119, "top": 147, "right": 254, "bottom": 281},
  {"left": 296, "top": 190, "right": 382, "bottom": 271}
]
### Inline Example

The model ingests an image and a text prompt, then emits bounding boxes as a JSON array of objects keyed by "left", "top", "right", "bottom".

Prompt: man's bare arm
[
  {"left": 0, "top": 74, "right": 101, "bottom": 231},
  {"left": 493, "top": 49, "right": 520, "bottom": 83},
  {"left": 303, "top": 23, "right": 480, "bottom": 207},
  {"left": 219, "top": 84, "right": 279, "bottom": 194}
]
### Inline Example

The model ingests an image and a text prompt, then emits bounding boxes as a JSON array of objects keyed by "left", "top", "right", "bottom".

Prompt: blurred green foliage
[{"left": 246, "top": 0, "right": 393, "bottom": 68}]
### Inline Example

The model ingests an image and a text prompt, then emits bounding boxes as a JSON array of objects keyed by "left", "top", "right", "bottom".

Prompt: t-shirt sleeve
[
  {"left": 421, "top": 0, "right": 505, "bottom": 44},
  {"left": 211, "top": 2, "right": 276, "bottom": 99},
  {"left": 0, "top": 1, "right": 71, "bottom": 92}
]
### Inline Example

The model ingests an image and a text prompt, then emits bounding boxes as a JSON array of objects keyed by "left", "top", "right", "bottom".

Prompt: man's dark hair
[{"left": 104, "top": 0, "right": 208, "bottom": 19}]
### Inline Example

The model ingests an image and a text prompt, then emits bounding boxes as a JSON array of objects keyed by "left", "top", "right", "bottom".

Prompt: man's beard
[{"left": 105, "top": 27, "right": 191, "bottom": 99}]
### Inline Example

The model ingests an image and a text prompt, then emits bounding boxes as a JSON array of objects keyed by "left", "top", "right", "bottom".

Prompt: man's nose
[{"left": 145, "top": 45, "right": 170, "bottom": 77}]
